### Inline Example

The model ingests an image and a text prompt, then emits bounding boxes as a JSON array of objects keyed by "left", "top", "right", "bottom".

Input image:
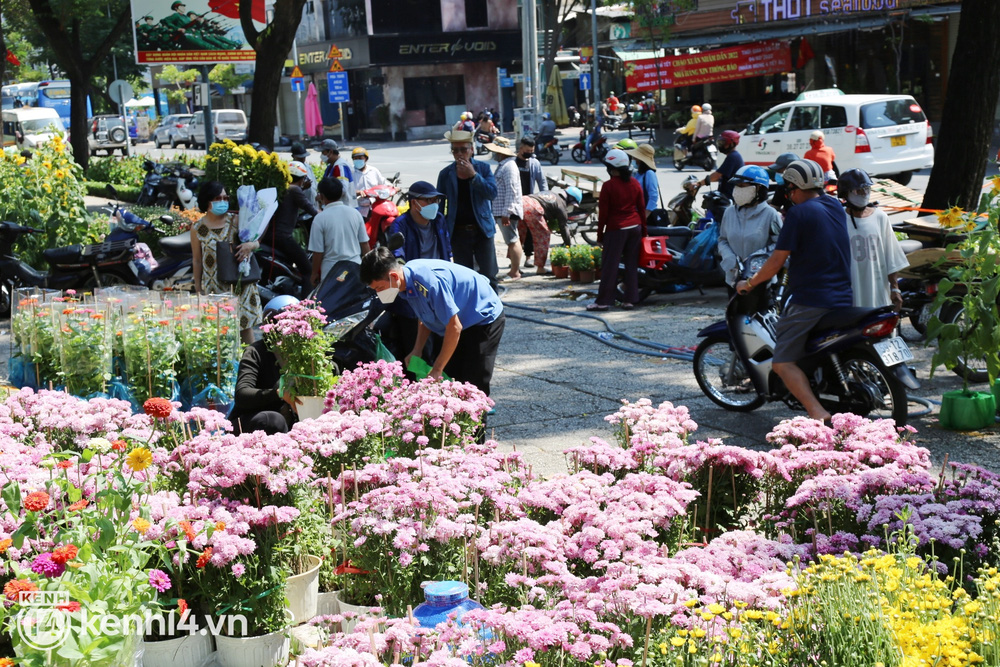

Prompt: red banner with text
[{"left": 624, "top": 41, "right": 791, "bottom": 93}]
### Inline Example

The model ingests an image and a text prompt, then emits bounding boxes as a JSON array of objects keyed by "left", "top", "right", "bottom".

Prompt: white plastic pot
[
  {"left": 296, "top": 396, "right": 326, "bottom": 421},
  {"left": 215, "top": 628, "right": 289, "bottom": 667},
  {"left": 285, "top": 554, "right": 322, "bottom": 625},
  {"left": 142, "top": 631, "right": 213, "bottom": 667}
]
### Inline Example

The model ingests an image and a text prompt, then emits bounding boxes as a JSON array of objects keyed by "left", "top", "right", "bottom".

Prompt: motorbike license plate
[
  {"left": 874, "top": 337, "right": 913, "bottom": 366},
  {"left": 890, "top": 135, "right": 907, "bottom": 147}
]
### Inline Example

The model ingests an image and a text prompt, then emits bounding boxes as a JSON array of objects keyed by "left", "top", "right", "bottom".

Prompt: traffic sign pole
[{"left": 326, "top": 60, "right": 350, "bottom": 142}]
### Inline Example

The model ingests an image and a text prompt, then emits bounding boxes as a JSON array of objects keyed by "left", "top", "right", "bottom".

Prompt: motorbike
[
  {"left": 602, "top": 114, "right": 623, "bottom": 131},
  {"left": 572, "top": 130, "right": 608, "bottom": 163},
  {"left": 474, "top": 131, "right": 494, "bottom": 156},
  {"left": 0, "top": 187, "right": 189, "bottom": 314},
  {"left": 692, "top": 250, "right": 916, "bottom": 425},
  {"left": 361, "top": 184, "right": 400, "bottom": 247},
  {"left": 532, "top": 133, "right": 562, "bottom": 165},
  {"left": 135, "top": 160, "right": 199, "bottom": 209},
  {"left": 257, "top": 241, "right": 308, "bottom": 303},
  {"left": 673, "top": 133, "right": 718, "bottom": 172}
]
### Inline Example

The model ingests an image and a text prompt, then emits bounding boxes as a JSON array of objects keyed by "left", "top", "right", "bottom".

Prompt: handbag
[
  {"left": 216, "top": 240, "right": 262, "bottom": 285},
  {"left": 643, "top": 172, "right": 673, "bottom": 228}
]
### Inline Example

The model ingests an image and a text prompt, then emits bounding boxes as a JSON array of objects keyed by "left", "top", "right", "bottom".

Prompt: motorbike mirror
[
  {"left": 143, "top": 159, "right": 154, "bottom": 171},
  {"left": 105, "top": 184, "right": 119, "bottom": 201},
  {"left": 158, "top": 215, "right": 174, "bottom": 225},
  {"left": 387, "top": 232, "right": 405, "bottom": 252}
]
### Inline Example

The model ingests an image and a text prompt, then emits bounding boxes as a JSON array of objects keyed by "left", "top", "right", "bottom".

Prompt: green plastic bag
[
  {"left": 374, "top": 333, "right": 395, "bottom": 362},
  {"left": 407, "top": 356, "right": 450, "bottom": 381}
]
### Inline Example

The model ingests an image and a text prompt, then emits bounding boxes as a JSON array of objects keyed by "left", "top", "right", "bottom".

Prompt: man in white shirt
[
  {"left": 308, "top": 177, "right": 370, "bottom": 286},
  {"left": 353, "top": 146, "right": 387, "bottom": 218}
]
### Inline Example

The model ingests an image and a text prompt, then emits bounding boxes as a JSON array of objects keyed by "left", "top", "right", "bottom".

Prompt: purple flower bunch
[
  {"left": 293, "top": 409, "right": 391, "bottom": 477},
  {"left": 259, "top": 298, "right": 328, "bottom": 340},
  {"left": 382, "top": 378, "right": 494, "bottom": 456}
]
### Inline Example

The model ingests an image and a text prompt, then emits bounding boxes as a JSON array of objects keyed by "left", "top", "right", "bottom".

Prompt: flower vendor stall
[{"left": 3, "top": 361, "right": 1000, "bottom": 666}]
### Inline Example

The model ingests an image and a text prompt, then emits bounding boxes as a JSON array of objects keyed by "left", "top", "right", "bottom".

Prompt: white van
[
  {"left": 740, "top": 89, "right": 934, "bottom": 184},
  {"left": 186, "top": 109, "right": 248, "bottom": 149},
  {"left": 2, "top": 107, "right": 63, "bottom": 150}
]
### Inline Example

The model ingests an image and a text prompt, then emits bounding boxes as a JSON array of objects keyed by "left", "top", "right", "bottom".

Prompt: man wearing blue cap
[{"left": 389, "top": 181, "right": 452, "bottom": 261}]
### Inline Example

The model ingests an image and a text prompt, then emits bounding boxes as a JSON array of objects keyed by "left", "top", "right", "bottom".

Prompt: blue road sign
[
  {"left": 500, "top": 77, "right": 514, "bottom": 88},
  {"left": 327, "top": 71, "right": 350, "bottom": 103},
  {"left": 498, "top": 68, "right": 508, "bottom": 77},
  {"left": 291, "top": 78, "right": 304, "bottom": 93},
  {"left": 579, "top": 73, "right": 591, "bottom": 90}
]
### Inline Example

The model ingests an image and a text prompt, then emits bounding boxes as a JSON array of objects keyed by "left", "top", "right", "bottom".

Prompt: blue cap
[
  {"left": 408, "top": 181, "right": 444, "bottom": 199},
  {"left": 423, "top": 581, "right": 468, "bottom": 605}
]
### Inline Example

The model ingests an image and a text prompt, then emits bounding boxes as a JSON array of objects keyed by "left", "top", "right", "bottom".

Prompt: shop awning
[{"left": 613, "top": 49, "right": 666, "bottom": 62}]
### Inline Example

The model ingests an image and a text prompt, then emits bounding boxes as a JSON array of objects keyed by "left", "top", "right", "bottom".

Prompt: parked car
[
  {"left": 152, "top": 114, "right": 193, "bottom": 149},
  {"left": 186, "top": 109, "right": 248, "bottom": 149},
  {"left": 739, "top": 89, "right": 934, "bottom": 185},
  {"left": 2, "top": 107, "right": 63, "bottom": 150},
  {"left": 87, "top": 115, "right": 129, "bottom": 156}
]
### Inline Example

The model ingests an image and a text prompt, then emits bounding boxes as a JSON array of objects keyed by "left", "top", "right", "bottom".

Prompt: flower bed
[{"left": 3, "top": 362, "right": 1000, "bottom": 666}]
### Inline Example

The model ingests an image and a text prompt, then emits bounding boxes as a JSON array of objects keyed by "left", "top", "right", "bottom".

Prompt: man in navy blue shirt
[
  {"left": 736, "top": 159, "right": 852, "bottom": 422},
  {"left": 703, "top": 130, "right": 745, "bottom": 200},
  {"left": 361, "top": 247, "right": 505, "bottom": 396}
]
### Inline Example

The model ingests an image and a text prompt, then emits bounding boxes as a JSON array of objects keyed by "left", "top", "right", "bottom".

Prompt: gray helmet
[{"left": 782, "top": 159, "right": 825, "bottom": 191}]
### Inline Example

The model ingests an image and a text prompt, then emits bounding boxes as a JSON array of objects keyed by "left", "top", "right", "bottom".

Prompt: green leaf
[
  {"left": 67, "top": 485, "right": 83, "bottom": 503},
  {"left": 2, "top": 482, "right": 22, "bottom": 516}
]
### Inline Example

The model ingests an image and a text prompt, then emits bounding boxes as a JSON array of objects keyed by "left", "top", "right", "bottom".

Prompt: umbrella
[
  {"left": 124, "top": 96, "right": 156, "bottom": 108},
  {"left": 304, "top": 82, "right": 324, "bottom": 138},
  {"left": 545, "top": 65, "right": 569, "bottom": 126}
]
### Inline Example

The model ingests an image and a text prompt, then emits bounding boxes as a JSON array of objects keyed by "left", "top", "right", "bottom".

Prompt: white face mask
[
  {"left": 847, "top": 192, "right": 870, "bottom": 209},
  {"left": 320, "top": 154, "right": 329, "bottom": 163},
  {"left": 732, "top": 186, "right": 756, "bottom": 207},
  {"left": 376, "top": 275, "right": 399, "bottom": 304}
]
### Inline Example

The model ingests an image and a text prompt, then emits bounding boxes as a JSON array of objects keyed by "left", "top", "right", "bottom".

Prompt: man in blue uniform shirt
[{"left": 360, "top": 247, "right": 505, "bottom": 395}]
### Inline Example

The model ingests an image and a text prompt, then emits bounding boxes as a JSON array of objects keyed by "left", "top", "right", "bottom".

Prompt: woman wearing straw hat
[{"left": 625, "top": 144, "right": 660, "bottom": 215}]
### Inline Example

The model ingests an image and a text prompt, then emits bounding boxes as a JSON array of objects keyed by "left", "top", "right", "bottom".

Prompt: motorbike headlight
[{"left": 747, "top": 254, "right": 769, "bottom": 276}]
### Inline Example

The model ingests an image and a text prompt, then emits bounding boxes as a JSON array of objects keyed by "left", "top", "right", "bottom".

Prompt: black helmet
[
  {"left": 768, "top": 152, "right": 799, "bottom": 173},
  {"left": 837, "top": 168, "right": 874, "bottom": 201}
]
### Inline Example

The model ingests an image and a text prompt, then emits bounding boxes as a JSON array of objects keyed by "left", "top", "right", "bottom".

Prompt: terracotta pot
[
  {"left": 569, "top": 268, "right": 581, "bottom": 282},
  {"left": 578, "top": 269, "right": 596, "bottom": 284},
  {"left": 552, "top": 265, "right": 569, "bottom": 279}
]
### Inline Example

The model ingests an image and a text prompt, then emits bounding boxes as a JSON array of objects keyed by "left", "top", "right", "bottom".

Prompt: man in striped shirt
[{"left": 486, "top": 137, "right": 524, "bottom": 281}]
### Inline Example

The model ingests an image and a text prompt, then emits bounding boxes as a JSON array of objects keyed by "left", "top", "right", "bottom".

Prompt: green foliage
[
  {"left": 84, "top": 155, "right": 147, "bottom": 185},
  {"left": 568, "top": 243, "right": 595, "bottom": 270},
  {"left": 549, "top": 246, "right": 569, "bottom": 267},
  {"left": 0, "top": 136, "right": 103, "bottom": 268},
  {"left": 924, "top": 196, "right": 1000, "bottom": 390},
  {"left": 209, "top": 64, "right": 250, "bottom": 94},
  {"left": 84, "top": 180, "right": 141, "bottom": 201},
  {"left": 160, "top": 65, "right": 200, "bottom": 106}
]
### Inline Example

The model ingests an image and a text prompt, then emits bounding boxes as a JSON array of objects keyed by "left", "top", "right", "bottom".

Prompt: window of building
[
  {"left": 370, "top": 0, "right": 441, "bottom": 34},
  {"left": 404, "top": 75, "right": 465, "bottom": 126},
  {"left": 821, "top": 105, "right": 848, "bottom": 128},
  {"left": 466, "top": 0, "right": 488, "bottom": 28}
]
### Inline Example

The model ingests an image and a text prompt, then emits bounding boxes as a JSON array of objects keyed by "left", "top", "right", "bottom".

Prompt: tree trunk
[
  {"left": 922, "top": 0, "right": 1000, "bottom": 212},
  {"left": 241, "top": 0, "right": 306, "bottom": 150},
  {"left": 69, "top": 72, "right": 93, "bottom": 168},
  {"left": 0, "top": 14, "right": 7, "bottom": 90}
]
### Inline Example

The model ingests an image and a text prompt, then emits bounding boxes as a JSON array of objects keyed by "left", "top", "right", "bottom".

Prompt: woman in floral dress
[{"left": 191, "top": 180, "right": 262, "bottom": 344}]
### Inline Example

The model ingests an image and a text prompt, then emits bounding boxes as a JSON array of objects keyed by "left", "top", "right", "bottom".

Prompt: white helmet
[
  {"left": 604, "top": 148, "right": 630, "bottom": 169},
  {"left": 288, "top": 161, "right": 310, "bottom": 180},
  {"left": 783, "top": 159, "right": 826, "bottom": 191},
  {"left": 701, "top": 103, "right": 712, "bottom": 113}
]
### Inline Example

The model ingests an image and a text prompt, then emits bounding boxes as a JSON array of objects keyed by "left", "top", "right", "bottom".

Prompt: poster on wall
[
  {"left": 625, "top": 41, "right": 791, "bottom": 92},
  {"left": 130, "top": 0, "right": 266, "bottom": 64}
]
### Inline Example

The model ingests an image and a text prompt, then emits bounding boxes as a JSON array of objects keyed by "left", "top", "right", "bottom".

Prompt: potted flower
[
  {"left": 925, "top": 203, "right": 1000, "bottom": 430},
  {"left": 549, "top": 247, "right": 570, "bottom": 279},
  {"left": 0, "top": 444, "right": 171, "bottom": 666},
  {"left": 57, "top": 303, "right": 113, "bottom": 397},
  {"left": 568, "top": 244, "right": 596, "bottom": 283},
  {"left": 261, "top": 299, "right": 337, "bottom": 420},
  {"left": 591, "top": 244, "right": 603, "bottom": 280},
  {"left": 122, "top": 304, "right": 181, "bottom": 407}
]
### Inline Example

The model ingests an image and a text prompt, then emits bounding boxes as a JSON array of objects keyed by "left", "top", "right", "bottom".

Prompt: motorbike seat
[
  {"left": 12, "top": 262, "right": 47, "bottom": 285},
  {"left": 258, "top": 243, "right": 291, "bottom": 264},
  {"left": 813, "top": 305, "right": 895, "bottom": 335},
  {"left": 43, "top": 245, "right": 84, "bottom": 265},
  {"left": 159, "top": 232, "right": 192, "bottom": 255},
  {"left": 647, "top": 226, "right": 692, "bottom": 239}
]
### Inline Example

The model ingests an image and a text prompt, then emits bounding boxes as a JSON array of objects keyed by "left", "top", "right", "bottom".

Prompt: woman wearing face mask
[
  {"left": 717, "top": 165, "right": 783, "bottom": 295},
  {"left": 352, "top": 147, "right": 386, "bottom": 218},
  {"left": 838, "top": 168, "right": 908, "bottom": 310},
  {"left": 191, "top": 180, "right": 262, "bottom": 345}
]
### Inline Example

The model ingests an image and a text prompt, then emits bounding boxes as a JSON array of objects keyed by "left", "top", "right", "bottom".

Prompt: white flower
[{"left": 88, "top": 437, "right": 112, "bottom": 454}]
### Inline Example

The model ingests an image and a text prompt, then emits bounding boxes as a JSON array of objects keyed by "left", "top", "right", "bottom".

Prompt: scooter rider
[
  {"left": 767, "top": 152, "right": 799, "bottom": 215},
  {"left": 265, "top": 161, "right": 318, "bottom": 295},
  {"left": 718, "top": 165, "right": 783, "bottom": 291},
  {"left": 693, "top": 102, "right": 714, "bottom": 141},
  {"left": 677, "top": 105, "right": 701, "bottom": 151},
  {"left": 839, "top": 168, "right": 907, "bottom": 310},
  {"left": 537, "top": 112, "right": 557, "bottom": 146},
  {"left": 702, "top": 130, "right": 744, "bottom": 200},
  {"left": 736, "top": 159, "right": 852, "bottom": 423}
]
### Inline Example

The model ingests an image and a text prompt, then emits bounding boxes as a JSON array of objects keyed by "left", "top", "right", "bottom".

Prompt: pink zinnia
[
  {"left": 148, "top": 569, "right": 171, "bottom": 593},
  {"left": 30, "top": 553, "right": 65, "bottom": 578}
]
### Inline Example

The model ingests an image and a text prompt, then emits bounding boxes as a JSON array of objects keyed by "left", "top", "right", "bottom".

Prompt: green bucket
[
  {"left": 939, "top": 389, "right": 996, "bottom": 431},
  {"left": 992, "top": 383, "right": 1000, "bottom": 414}
]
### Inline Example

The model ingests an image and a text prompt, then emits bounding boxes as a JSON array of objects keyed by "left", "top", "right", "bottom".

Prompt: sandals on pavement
[{"left": 587, "top": 303, "right": 610, "bottom": 312}]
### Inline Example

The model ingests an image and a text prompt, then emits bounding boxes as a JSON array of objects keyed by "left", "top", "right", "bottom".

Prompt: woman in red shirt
[{"left": 589, "top": 148, "right": 646, "bottom": 311}]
